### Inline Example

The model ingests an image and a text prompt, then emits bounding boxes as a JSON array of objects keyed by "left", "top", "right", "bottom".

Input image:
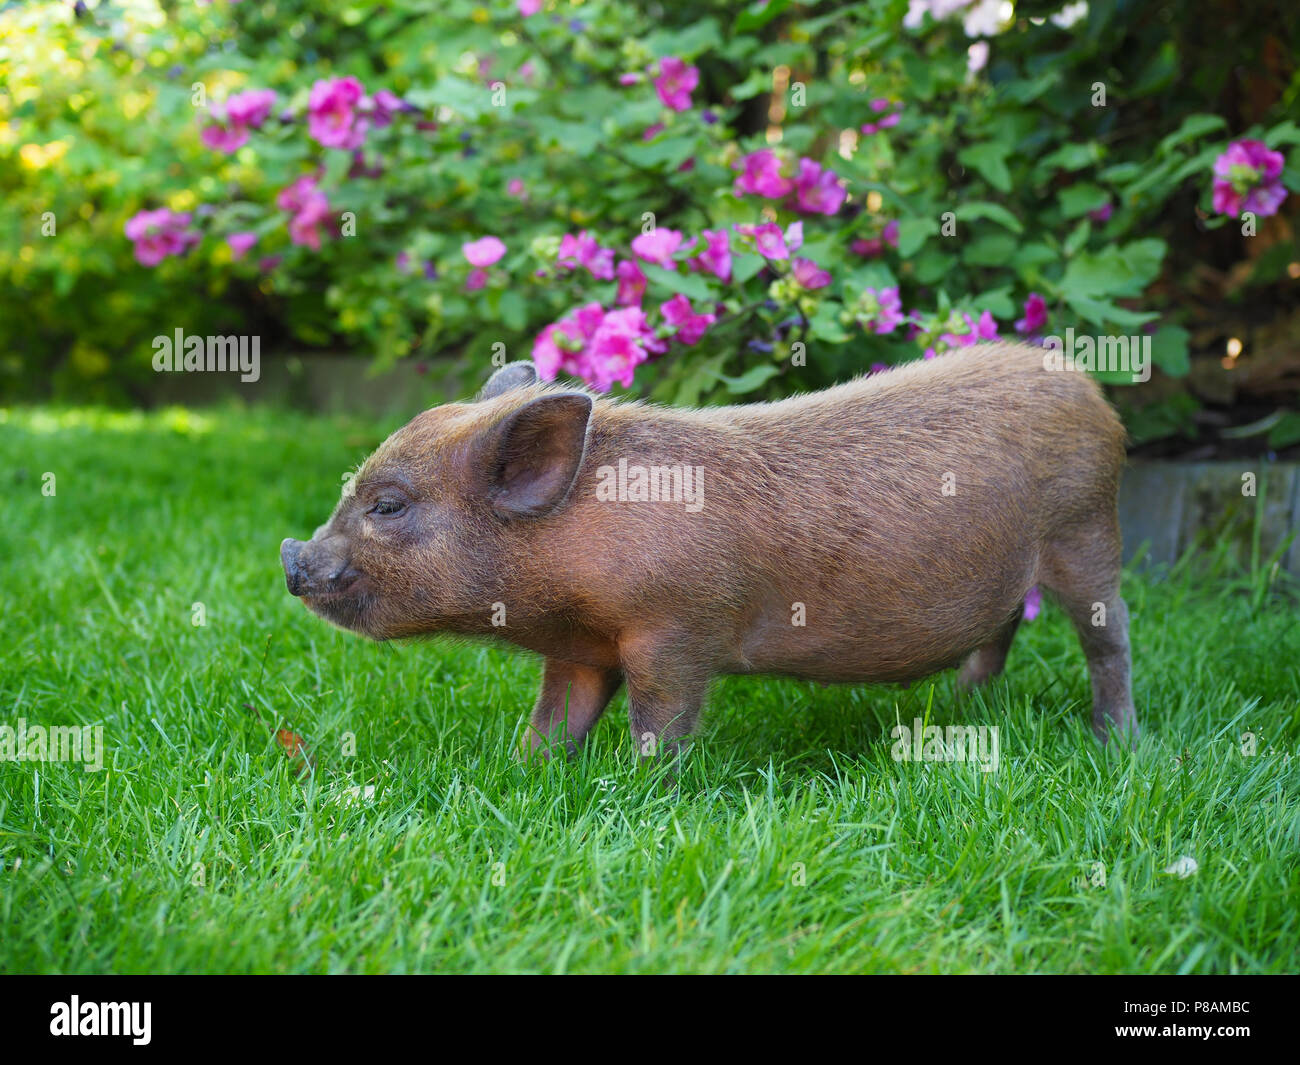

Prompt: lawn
[{"left": 1, "top": 404, "right": 1297, "bottom": 974}]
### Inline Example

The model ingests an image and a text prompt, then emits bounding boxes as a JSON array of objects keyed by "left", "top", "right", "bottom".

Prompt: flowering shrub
[{"left": 3, "top": 0, "right": 1298, "bottom": 435}]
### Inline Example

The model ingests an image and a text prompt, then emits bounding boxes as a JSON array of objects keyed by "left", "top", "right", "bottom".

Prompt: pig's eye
[{"left": 370, "top": 499, "right": 406, "bottom": 516}]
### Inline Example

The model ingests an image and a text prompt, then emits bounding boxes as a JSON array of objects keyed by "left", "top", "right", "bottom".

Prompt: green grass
[{"left": 1, "top": 403, "right": 1298, "bottom": 974}]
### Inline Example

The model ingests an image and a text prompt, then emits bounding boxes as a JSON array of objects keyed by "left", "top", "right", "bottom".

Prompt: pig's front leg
[
  {"left": 619, "top": 631, "right": 710, "bottom": 762},
  {"left": 524, "top": 658, "right": 623, "bottom": 759}
]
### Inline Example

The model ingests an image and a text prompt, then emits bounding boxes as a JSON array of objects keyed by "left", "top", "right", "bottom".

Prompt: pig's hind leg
[
  {"left": 1039, "top": 517, "right": 1138, "bottom": 744},
  {"left": 524, "top": 658, "right": 623, "bottom": 759},
  {"left": 957, "top": 605, "right": 1024, "bottom": 690}
]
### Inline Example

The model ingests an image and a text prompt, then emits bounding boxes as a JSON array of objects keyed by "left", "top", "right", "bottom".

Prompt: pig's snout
[{"left": 280, "top": 537, "right": 361, "bottom": 598}]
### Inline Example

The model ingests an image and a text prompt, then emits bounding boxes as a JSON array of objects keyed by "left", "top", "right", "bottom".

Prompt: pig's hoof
[
  {"left": 516, "top": 734, "right": 576, "bottom": 763},
  {"left": 1093, "top": 715, "right": 1141, "bottom": 749}
]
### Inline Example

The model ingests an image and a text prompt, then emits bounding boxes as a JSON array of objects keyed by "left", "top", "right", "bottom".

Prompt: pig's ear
[
  {"left": 476, "top": 361, "right": 538, "bottom": 402},
  {"left": 482, "top": 394, "right": 592, "bottom": 518}
]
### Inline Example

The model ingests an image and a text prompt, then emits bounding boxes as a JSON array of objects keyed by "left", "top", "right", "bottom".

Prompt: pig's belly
[{"left": 730, "top": 566, "right": 1034, "bottom": 683}]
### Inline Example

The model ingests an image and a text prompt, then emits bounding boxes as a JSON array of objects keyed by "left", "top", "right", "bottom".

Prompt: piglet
[{"left": 281, "top": 344, "right": 1137, "bottom": 760}]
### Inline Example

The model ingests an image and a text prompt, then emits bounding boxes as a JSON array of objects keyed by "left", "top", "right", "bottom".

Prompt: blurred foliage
[{"left": 1, "top": 0, "right": 1297, "bottom": 441}]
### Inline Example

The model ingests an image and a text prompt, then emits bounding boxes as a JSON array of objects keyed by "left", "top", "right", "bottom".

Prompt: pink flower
[
  {"left": 200, "top": 123, "right": 249, "bottom": 154},
  {"left": 792, "top": 257, "right": 831, "bottom": 290},
  {"left": 792, "top": 157, "right": 846, "bottom": 216},
  {"left": 1015, "top": 293, "right": 1048, "bottom": 335},
  {"left": 630, "top": 228, "right": 684, "bottom": 268},
  {"left": 1087, "top": 200, "right": 1113, "bottom": 223},
  {"left": 733, "top": 149, "right": 793, "bottom": 199},
  {"left": 308, "top": 76, "right": 368, "bottom": 150},
  {"left": 124, "top": 208, "right": 200, "bottom": 267},
  {"left": 199, "top": 88, "right": 276, "bottom": 154},
  {"left": 654, "top": 56, "right": 699, "bottom": 112},
  {"left": 974, "top": 310, "right": 999, "bottom": 340},
  {"left": 558, "top": 231, "right": 615, "bottom": 280},
  {"left": 533, "top": 302, "right": 604, "bottom": 380},
  {"left": 689, "top": 228, "right": 732, "bottom": 282},
  {"left": 856, "top": 286, "right": 904, "bottom": 334},
  {"left": 507, "top": 178, "right": 527, "bottom": 198},
  {"left": 367, "top": 89, "right": 409, "bottom": 128},
  {"left": 660, "top": 294, "right": 716, "bottom": 346},
  {"left": 618, "top": 72, "right": 642, "bottom": 86},
  {"left": 276, "top": 175, "right": 331, "bottom": 250},
  {"left": 1023, "top": 586, "right": 1042, "bottom": 622},
  {"left": 938, "top": 310, "right": 999, "bottom": 350},
  {"left": 518, "top": 0, "right": 543, "bottom": 15},
  {"left": 226, "top": 88, "right": 276, "bottom": 128},
  {"left": 462, "top": 236, "right": 507, "bottom": 267},
  {"left": 531, "top": 303, "right": 663, "bottom": 391},
  {"left": 226, "top": 231, "right": 258, "bottom": 260},
  {"left": 733, "top": 222, "right": 800, "bottom": 261},
  {"left": 615, "top": 259, "right": 647, "bottom": 306},
  {"left": 861, "top": 99, "right": 904, "bottom": 136},
  {"left": 588, "top": 307, "right": 659, "bottom": 390},
  {"left": 465, "top": 268, "right": 489, "bottom": 291},
  {"left": 1212, "top": 139, "right": 1287, "bottom": 217},
  {"left": 851, "top": 219, "right": 899, "bottom": 259}
]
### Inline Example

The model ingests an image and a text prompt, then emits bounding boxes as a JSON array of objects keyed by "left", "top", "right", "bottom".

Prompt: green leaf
[
  {"left": 498, "top": 289, "right": 527, "bottom": 333},
  {"left": 1266, "top": 120, "right": 1300, "bottom": 148},
  {"left": 1155, "top": 114, "right": 1226, "bottom": 156},
  {"left": 407, "top": 75, "right": 494, "bottom": 121},
  {"left": 1132, "top": 40, "right": 1178, "bottom": 96},
  {"left": 1064, "top": 219, "right": 1092, "bottom": 257},
  {"left": 716, "top": 363, "right": 780, "bottom": 394},
  {"left": 1061, "top": 240, "right": 1166, "bottom": 298},
  {"left": 809, "top": 302, "right": 849, "bottom": 342},
  {"left": 912, "top": 249, "right": 957, "bottom": 285},
  {"left": 963, "top": 233, "right": 1019, "bottom": 267},
  {"left": 730, "top": 252, "right": 766, "bottom": 284},
  {"left": 1099, "top": 162, "right": 1144, "bottom": 186},
  {"left": 1058, "top": 183, "right": 1108, "bottom": 219},
  {"left": 1000, "top": 69, "right": 1060, "bottom": 104},
  {"left": 958, "top": 142, "right": 1013, "bottom": 193},
  {"left": 1064, "top": 294, "right": 1159, "bottom": 329},
  {"left": 896, "top": 216, "right": 939, "bottom": 257},
  {"left": 1038, "top": 142, "right": 1102, "bottom": 173},
  {"left": 619, "top": 136, "right": 696, "bottom": 170},
  {"left": 971, "top": 287, "right": 1017, "bottom": 320},
  {"left": 1267, "top": 411, "right": 1300, "bottom": 449},
  {"left": 959, "top": 201, "right": 1024, "bottom": 233},
  {"left": 730, "top": 69, "right": 771, "bottom": 101},
  {"left": 1016, "top": 242, "right": 1060, "bottom": 269},
  {"left": 1150, "top": 325, "right": 1190, "bottom": 377},
  {"left": 530, "top": 117, "right": 603, "bottom": 157},
  {"left": 734, "top": 0, "right": 792, "bottom": 32},
  {"left": 640, "top": 263, "right": 712, "bottom": 301}
]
